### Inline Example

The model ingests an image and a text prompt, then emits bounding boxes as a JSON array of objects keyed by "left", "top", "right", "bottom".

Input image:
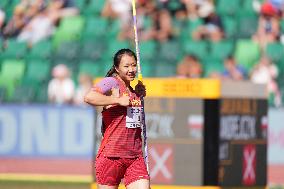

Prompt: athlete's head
[{"left": 106, "top": 49, "right": 137, "bottom": 83}]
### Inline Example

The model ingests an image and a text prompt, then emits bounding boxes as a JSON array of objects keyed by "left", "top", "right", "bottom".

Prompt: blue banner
[{"left": 0, "top": 105, "right": 95, "bottom": 158}]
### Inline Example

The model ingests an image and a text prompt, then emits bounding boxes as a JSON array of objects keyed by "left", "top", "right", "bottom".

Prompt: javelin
[{"left": 131, "top": 0, "right": 150, "bottom": 174}]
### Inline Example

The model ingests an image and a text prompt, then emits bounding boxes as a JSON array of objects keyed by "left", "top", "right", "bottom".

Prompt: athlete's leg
[
  {"left": 95, "top": 156, "right": 125, "bottom": 188},
  {"left": 126, "top": 179, "right": 150, "bottom": 189},
  {"left": 124, "top": 156, "right": 150, "bottom": 189}
]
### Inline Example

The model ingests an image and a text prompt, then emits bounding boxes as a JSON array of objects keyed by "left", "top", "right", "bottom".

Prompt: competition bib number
[{"left": 126, "top": 107, "right": 143, "bottom": 128}]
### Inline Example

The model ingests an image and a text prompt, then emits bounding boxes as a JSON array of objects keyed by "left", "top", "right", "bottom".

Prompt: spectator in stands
[
  {"left": 192, "top": 1, "right": 224, "bottom": 42},
  {"left": 222, "top": 56, "right": 247, "bottom": 81},
  {"left": 3, "top": 0, "right": 46, "bottom": 38},
  {"left": 17, "top": 8, "right": 57, "bottom": 45},
  {"left": 181, "top": 0, "right": 213, "bottom": 20},
  {"left": 3, "top": 5, "right": 27, "bottom": 38},
  {"left": 143, "top": 8, "right": 173, "bottom": 42},
  {"left": 176, "top": 55, "right": 203, "bottom": 78},
  {"left": 48, "top": 0, "right": 78, "bottom": 18},
  {"left": 102, "top": 0, "right": 131, "bottom": 20},
  {"left": 48, "top": 64, "right": 75, "bottom": 105},
  {"left": 74, "top": 73, "right": 93, "bottom": 106},
  {"left": 253, "top": 1, "right": 280, "bottom": 49},
  {"left": 0, "top": 9, "right": 5, "bottom": 37},
  {"left": 250, "top": 55, "right": 282, "bottom": 106},
  {"left": 102, "top": 0, "right": 132, "bottom": 40}
]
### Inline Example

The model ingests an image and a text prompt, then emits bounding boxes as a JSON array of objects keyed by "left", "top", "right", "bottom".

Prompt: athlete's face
[{"left": 116, "top": 55, "right": 137, "bottom": 83}]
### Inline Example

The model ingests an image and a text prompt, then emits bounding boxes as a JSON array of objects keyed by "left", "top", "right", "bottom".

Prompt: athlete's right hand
[{"left": 117, "top": 96, "right": 130, "bottom": 106}]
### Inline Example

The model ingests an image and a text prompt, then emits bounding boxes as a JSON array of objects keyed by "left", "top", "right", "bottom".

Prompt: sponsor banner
[
  {"left": 149, "top": 144, "right": 174, "bottom": 184},
  {"left": 242, "top": 144, "right": 256, "bottom": 186},
  {"left": 268, "top": 108, "right": 284, "bottom": 184},
  {"left": 95, "top": 78, "right": 221, "bottom": 99},
  {"left": 0, "top": 105, "right": 95, "bottom": 158},
  {"left": 268, "top": 108, "right": 284, "bottom": 164},
  {"left": 218, "top": 99, "right": 267, "bottom": 187}
]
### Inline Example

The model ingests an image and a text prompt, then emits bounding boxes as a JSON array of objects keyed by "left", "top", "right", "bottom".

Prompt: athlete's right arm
[
  {"left": 84, "top": 77, "right": 130, "bottom": 107},
  {"left": 84, "top": 90, "right": 130, "bottom": 106}
]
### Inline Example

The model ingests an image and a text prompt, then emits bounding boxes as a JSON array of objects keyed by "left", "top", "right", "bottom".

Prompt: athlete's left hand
[{"left": 135, "top": 80, "right": 146, "bottom": 97}]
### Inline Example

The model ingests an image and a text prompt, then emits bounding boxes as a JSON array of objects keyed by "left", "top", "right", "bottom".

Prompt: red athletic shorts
[{"left": 95, "top": 155, "right": 150, "bottom": 186}]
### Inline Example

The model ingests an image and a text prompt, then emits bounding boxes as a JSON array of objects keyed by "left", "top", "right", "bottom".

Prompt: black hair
[{"left": 105, "top": 48, "right": 137, "bottom": 77}]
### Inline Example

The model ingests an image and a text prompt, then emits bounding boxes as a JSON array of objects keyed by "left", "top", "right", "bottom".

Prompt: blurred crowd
[
  {"left": 0, "top": 0, "right": 78, "bottom": 45},
  {"left": 0, "top": 0, "right": 283, "bottom": 107}
]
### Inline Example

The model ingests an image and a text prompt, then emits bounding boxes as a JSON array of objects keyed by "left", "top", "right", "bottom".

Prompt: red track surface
[
  {"left": 0, "top": 158, "right": 93, "bottom": 175},
  {"left": 268, "top": 164, "right": 284, "bottom": 184}
]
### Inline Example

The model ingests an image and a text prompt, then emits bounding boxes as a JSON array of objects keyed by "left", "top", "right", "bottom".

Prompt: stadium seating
[
  {"left": 0, "top": 59, "right": 26, "bottom": 99},
  {"left": 209, "top": 40, "right": 234, "bottom": 60},
  {"left": 234, "top": 39, "right": 260, "bottom": 71},
  {"left": 0, "top": 0, "right": 283, "bottom": 105},
  {"left": 79, "top": 60, "right": 104, "bottom": 77},
  {"left": 11, "top": 85, "right": 35, "bottom": 103},
  {"left": 28, "top": 40, "right": 53, "bottom": 59},
  {"left": 25, "top": 59, "right": 51, "bottom": 83},
  {"left": 183, "top": 40, "right": 208, "bottom": 60},
  {"left": 265, "top": 42, "right": 284, "bottom": 63},
  {"left": 1, "top": 40, "right": 27, "bottom": 59}
]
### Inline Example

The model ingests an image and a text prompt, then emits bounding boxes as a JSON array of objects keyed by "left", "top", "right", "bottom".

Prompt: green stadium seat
[
  {"left": 84, "top": 17, "right": 109, "bottom": 38},
  {"left": 0, "top": 87, "right": 7, "bottom": 102},
  {"left": 0, "top": 77, "right": 14, "bottom": 100},
  {"left": 216, "top": 0, "right": 241, "bottom": 16},
  {"left": 101, "top": 60, "right": 114, "bottom": 76},
  {"left": 108, "top": 20, "right": 121, "bottom": 39},
  {"left": 35, "top": 83, "right": 48, "bottom": 103},
  {"left": 0, "top": 1, "right": 8, "bottom": 8},
  {"left": 181, "top": 19, "right": 203, "bottom": 41},
  {"left": 241, "top": 0, "right": 256, "bottom": 14},
  {"left": 209, "top": 40, "right": 234, "bottom": 60},
  {"left": 59, "top": 16, "right": 85, "bottom": 34},
  {"left": 104, "top": 40, "right": 131, "bottom": 59},
  {"left": 10, "top": 85, "right": 35, "bottom": 103},
  {"left": 79, "top": 60, "right": 103, "bottom": 77},
  {"left": 1, "top": 39, "right": 27, "bottom": 59},
  {"left": 84, "top": 0, "right": 105, "bottom": 15},
  {"left": 26, "top": 60, "right": 51, "bottom": 82},
  {"left": 265, "top": 42, "right": 284, "bottom": 63},
  {"left": 143, "top": 16, "right": 153, "bottom": 30},
  {"left": 73, "top": 0, "right": 87, "bottom": 10},
  {"left": 140, "top": 60, "right": 155, "bottom": 77},
  {"left": 0, "top": 59, "right": 26, "bottom": 98},
  {"left": 80, "top": 40, "right": 106, "bottom": 60},
  {"left": 1, "top": 59, "right": 25, "bottom": 80},
  {"left": 183, "top": 40, "right": 208, "bottom": 60},
  {"left": 168, "top": 1, "right": 184, "bottom": 12},
  {"left": 158, "top": 40, "right": 182, "bottom": 63},
  {"left": 54, "top": 41, "right": 80, "bottom": 60},
  {"left": 53, "top": 16, "right": 85, "bottom": 48},
  {"left": 234, "top": 40, "right": 260, "bottom": 71},
  {"left": 222, "top": 16, "right": 238, "bottom": 39},
  {"left": 155, "top": 61, "right": 177, "bottom": 77},
  {"left": 28, "top": 40, "right": 53, "bottom": 59},
  {"left": 202, "top": 59, "right": 224, "bottom": 77},
  {"left": 237, "top": 13, "right": 258, "bottom": 38},
  {"left": 280, "top": 19, "right": 284, "bottom": 33},
  {"left": 139, "top": 40, "right": 157, "bottom": 61}
]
